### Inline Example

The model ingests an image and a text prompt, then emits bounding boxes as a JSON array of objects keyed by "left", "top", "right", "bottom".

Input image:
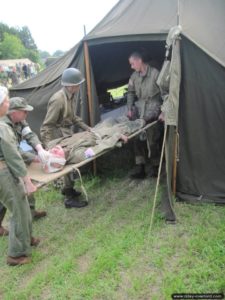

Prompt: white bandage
[{"left": 43, "top": 155, "right": 66, "bottom": 173}]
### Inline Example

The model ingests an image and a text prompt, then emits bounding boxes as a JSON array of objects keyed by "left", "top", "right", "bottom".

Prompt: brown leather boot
[
  {"left": 7, "top": 256, "right": 31, "bottom": 266},
  {"left": 0, "top": 226, "right": 9, "bottom": 236},
  {"left": 31, "top": 237, "right": 41, "bottom": 247},
  {"left": 33, "top": 210, "right": 47, "bottom": 220}
]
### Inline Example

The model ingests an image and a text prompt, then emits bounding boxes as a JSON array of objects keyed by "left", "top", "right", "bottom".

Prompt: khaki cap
[{"left": 9, "top": 97, "right": 33, "bottom": 112}]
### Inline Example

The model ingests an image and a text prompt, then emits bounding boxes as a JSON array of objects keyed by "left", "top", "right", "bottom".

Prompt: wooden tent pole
[
  {"left": 84, "top": 41, "right": 93, "bottom": 126},
  {"left": 83, "top": 41, "right": 97, "bottom": 174}
]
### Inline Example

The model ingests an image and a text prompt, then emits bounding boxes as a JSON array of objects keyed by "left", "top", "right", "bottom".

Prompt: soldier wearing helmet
[{"left": 40, "top": 68, "right": 90, "bottom": 209}]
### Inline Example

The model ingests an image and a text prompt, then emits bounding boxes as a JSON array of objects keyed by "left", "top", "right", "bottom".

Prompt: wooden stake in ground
[{"left": 148, "top": 125, "right": 167, "bottom": 234}]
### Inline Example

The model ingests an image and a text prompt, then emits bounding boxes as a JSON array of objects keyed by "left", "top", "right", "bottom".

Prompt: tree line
[
  {"left": 0, "top": 23, "right": 40, "bottom": 63},
  {"left": 0, "top": 23, "right": 65, "bottom": 64}
]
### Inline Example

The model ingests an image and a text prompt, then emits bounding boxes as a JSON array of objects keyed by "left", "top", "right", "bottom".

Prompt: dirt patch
[
  {"left": 77, "top": 253, "right": 92, "bottom": 273},
  {"left": 116, "top": 271, "right": 133, "bottom": 300}
]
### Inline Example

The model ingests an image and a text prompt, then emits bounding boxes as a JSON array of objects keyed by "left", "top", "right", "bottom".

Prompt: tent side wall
[{"left": 177, "top": 37, "right": 225, "bottom": 204}]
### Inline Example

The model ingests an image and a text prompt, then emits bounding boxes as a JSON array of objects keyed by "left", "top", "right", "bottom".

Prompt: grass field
[{"left": 1, "top": 162, "right": 225, "bottom": 300}]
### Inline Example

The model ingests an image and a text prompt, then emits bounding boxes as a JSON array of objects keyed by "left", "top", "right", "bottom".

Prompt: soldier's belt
[{"left": 0, "top": 160, "right": 7, "bottom": 170}]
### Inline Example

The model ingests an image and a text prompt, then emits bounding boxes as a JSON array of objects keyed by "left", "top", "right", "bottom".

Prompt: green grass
[{"left": 1, "top": 168, "right": 225, "bottom": 300}]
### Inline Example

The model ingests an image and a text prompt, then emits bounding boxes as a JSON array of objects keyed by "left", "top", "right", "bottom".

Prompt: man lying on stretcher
[{"left": 39, "top": 116, "right": 146, "bottom": 173}]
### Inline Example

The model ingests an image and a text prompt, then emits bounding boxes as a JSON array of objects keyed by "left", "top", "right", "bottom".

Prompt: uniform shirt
[
  {"left": 127, "top": 65, "right": 160, "bottom": 109},
  {"left": 0, "top": 120, "right": 27, "bottom": 177},
  {"left": 1, "top": 115, "right": 41, "bottom": 164},
  {"left": 40, "top": 87, "right": 89, "bottom": 145}
]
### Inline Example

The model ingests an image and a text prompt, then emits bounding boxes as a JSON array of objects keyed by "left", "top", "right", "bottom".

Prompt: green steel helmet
[{"left": 61, "top": 68, "right": 85, "bottom": 86}]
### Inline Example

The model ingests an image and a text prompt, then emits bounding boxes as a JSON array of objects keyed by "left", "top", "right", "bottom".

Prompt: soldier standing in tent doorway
[
  {"left": 127, "top": 50, "right": 163, "bottom": 179},
  {"left": 40, "top": 67, "right": 91, "bottom": 209}
]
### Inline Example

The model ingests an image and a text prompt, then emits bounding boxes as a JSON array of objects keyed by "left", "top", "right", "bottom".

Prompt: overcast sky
[{"left": 1, "top": 0, "right": 119, "bottom": 54}]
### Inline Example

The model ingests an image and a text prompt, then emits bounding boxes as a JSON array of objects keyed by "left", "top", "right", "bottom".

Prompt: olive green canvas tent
[{"left": 11, "top": 0, "right": 225, "bottom": 204}]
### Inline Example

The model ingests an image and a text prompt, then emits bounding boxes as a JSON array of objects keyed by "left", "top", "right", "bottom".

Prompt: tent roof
[
  {"left": 85, "top": 0, "right": 225, "bottom": 67},
  {"left": 85, "top": 0, "right": 178, "bottom": 41},
  {"left": 11, "top": 0, "right": 225, "bottom": 92}
]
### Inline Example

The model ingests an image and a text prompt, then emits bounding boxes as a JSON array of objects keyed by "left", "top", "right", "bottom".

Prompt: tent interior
[{"left": 88, "top": 39, "right": 166, "bottom": 96}]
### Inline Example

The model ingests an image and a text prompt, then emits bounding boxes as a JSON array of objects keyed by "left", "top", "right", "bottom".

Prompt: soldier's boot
[
  {"left": 61, "top": 187, "right": 81, "bottom": 197},
  {"left": 63, "top": 188, "right": 88, "bottom": 209},
  {"left": 29, "top": 194, "right": 47, "bottom": 221},
  {"left": 7, "top": 256, "right": 31, "bottom": 266},
  {"left": 33, "top": 210, "right": 47, "bottom": 221},
  {"left": 130, "top": 164, "right": 146, "bottom": 179}
]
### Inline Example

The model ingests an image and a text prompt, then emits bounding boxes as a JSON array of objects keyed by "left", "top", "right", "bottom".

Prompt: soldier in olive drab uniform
[
  {"left": 0, "top": 97, "right": 48, "bottom": 232},
  {"left": 40, "top": 67, "right": 90, "bottom": 208},
  {"left": 127, "top": 51, "right": 176, "bottom": 223},
  {"left": 127, "top": 51, "right": 163, "bottom": 179},
  {"left": 0, "top": 87, "right": 39, "bottom": 266}
]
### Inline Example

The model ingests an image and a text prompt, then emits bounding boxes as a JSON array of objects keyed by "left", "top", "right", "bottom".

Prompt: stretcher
[{"left": 28, "top": 121, "right": 158, "bottom": 188}]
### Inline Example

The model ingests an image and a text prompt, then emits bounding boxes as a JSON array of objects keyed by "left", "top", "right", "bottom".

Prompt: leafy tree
[
  {"left": 0, "top": 32, "right": 26, "bottom": 59},
  {"left": 18, "top": 26, "right": 37, "bottom": 50},
  {"left": 0, "top": 23, "right": 20, "bottom": 42},
  {"left": 24, "top": 49, "right": 39, "bottom": 63},
  {"left": 0, "top": 22, "right": 42, "bottom": 65},
  {"left": 39, "top": 50, "right": 51, "bottom": 60},
  {"left": 52, "top": 50, "right": 65, "bottom": 57},
  {"left": 0, "top": 23, "right": 10, "bottom": 41}
]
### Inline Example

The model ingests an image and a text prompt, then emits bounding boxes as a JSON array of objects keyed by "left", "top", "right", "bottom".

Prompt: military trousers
[
  {"left": 0, "top": 194, "right": 37, "bottom": 221},
  {"left": 134, "top": 122, "right": 163, "bottom": 166},
  {"left": 64, "top": 173, "right": 75, "bottom": 189},
  {"left": 0, "top": 168, "right": 32, "bottom": 257}
]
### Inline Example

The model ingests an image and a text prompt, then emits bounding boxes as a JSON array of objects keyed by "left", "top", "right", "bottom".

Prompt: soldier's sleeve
[
  {"left": 73, "top": 115, "right": 89, "bottom": 131},
  {"left": 40, "top": 98, "right": 62, "bottom": 145},
  {"left": 127, "top": 73, "right": 136, "bottom": 110},
  {"left": 1, "top": 124, "right": 27, "bottom": 177},
  {"left": 21, "top": 120, "right": 41, "bottom": 149}
]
